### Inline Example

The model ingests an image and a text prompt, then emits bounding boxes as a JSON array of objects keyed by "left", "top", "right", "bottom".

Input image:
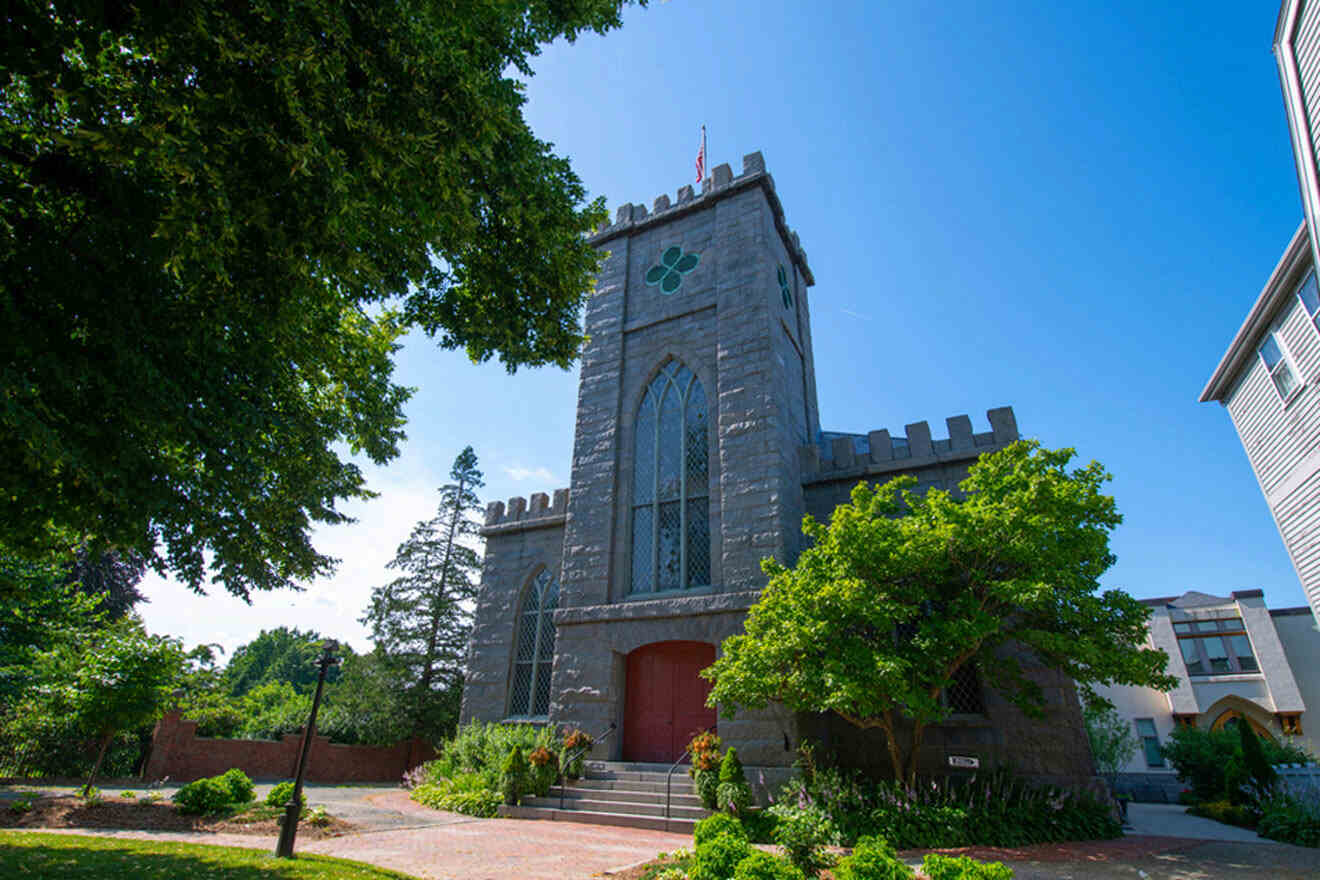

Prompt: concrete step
[
  {"left": 499, "top": 804, "right": 699, "bottom": 834},
  {"left": 550, "top": 786, "right": 702, "bottom": 808},
  {"left": 581, "top": 768, "right": 696, "bottom": 785},
  {"left": 564, "top": 777, "right": 696, "bottom": 795},
  {"left": 524, "top": 795, "right": 708, "bottom": 820}
]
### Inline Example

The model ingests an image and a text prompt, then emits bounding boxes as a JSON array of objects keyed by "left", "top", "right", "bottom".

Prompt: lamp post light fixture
[{"left": 274, "top": 639, "right": 340, "bottom": 859}]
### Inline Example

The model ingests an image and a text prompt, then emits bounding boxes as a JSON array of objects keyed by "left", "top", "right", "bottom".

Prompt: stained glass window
[
  {"left": 509, "top": 569, "right": 558, "bottom": 717},
  {"left": 631, "top": 360, "right": 711, "bottom": 593}
]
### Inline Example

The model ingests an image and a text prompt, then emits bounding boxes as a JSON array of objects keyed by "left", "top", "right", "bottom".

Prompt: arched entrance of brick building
[{"left": 623, "top": 641, "right": 717, "bottom": 763}]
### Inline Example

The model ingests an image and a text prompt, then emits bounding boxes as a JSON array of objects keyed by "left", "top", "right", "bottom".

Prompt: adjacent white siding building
[
  {"left": 1200, "top": 225, "right": 1320, "bottom": 624},
  {"left": 1094, "top": 591, "right": 1315, "bottom": 801}
]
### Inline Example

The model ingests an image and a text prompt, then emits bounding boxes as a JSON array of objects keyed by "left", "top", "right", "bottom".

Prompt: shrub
[
  {"left": 501, "top": 745, "right": 529, "bottom": 805},
  {"left": 694, "top": 812, "right": 747, "bottom": 848},
  {"left": 654, "top": 870, "right": 689, "bottom": 880},
  {"left": 689, "top": 731, "right": 723, "bottom": 772},
  {"left": 119, "top": 791, "right": 137, "bottom": 800},
  {"left": 9, "top": 793, "right": 37, "bottom": 814},
  {"left": 921, "top": 854, "right": 1013, "bottom": 880},
  {"left": 1237, "top": 721, "right": 1276, "bottom": 802},
  {"left": 561, "top": 728, "right": 593, "bottom": 780},
  {"left": 266, "top": 781, "right": 306, "bottom": 809},
  {"left": 433, "top": 721, "right": 559, "bottom": 790},
  {"left": 719, "top": 780, "right": 753, "bottom": 816},
  {"left": 732, "top": 850, "right": 807, "bottom": 880},
  {"left": 217, "top": 769, "right": 255, "bottom": 805},
  {"left": 833, "top": 836, "right": 913, "bottom": 880},
  {"left": 694, "top": 768, "right": 720, "bottom": 810},
  {"left": 411, "top": 772, "right": 501, "bottom": 817},
  {"left": 173, "top": 778, "right": 233, "bottom": 815},
  {"left": 689, "top": 832, "right": 753, "bottom": 880},
  {"left": 306, "top": 805, "right": 330, "bottom": 827},
  {"left": 1257, "top": 794, "right": 1320, "bottom": 848},
  {"left": 769, "top": 803, "right": 836, "bottom": 877},
  {"left": 1187, "top": 799, "right": 1256, "bottom": 829},
  {"left": 527, "top": 746, "right": 559, "bottom": 797},
  {"left": 1162, "top": 725, "right": 1311, "bottom": 803},
  {"left": 742, "top": 808, "right": 779, "bottom": 844}
]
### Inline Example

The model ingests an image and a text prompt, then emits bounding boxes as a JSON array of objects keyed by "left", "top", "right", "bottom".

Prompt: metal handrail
[
  {"left": 666, "top": 726, "right": 716, "bottom": 823},
  {"left": 558, "top": 721, "right": 616, "bottom": 809}
]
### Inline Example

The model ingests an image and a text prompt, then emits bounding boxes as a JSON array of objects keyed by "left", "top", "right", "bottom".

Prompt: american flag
[{"left": 695, "top": 125, "right": 706, "bottom": 183}]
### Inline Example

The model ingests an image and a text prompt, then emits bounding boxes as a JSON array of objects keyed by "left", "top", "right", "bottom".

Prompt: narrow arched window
[
  {"left": 631, "top": 360, "right": 710, "bottom": 593},
  {"left": 509, "top": 569, "right": 558, "bottom": 717}
]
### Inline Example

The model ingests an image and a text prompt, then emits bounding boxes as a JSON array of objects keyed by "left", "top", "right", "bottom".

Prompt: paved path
[{"left": 1125, "top": 802, "right": 1276, "bottom": 843}]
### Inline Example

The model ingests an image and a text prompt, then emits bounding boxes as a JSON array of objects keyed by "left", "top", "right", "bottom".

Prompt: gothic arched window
[
  {"left": 631, "top": 360, "right": 710, "bottom": 593},
  {"left": 509, "top": 569, "right": 558, "bottom": 717}
]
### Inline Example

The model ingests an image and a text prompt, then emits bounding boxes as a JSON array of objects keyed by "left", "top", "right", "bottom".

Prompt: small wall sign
[{"left": 948, "top": 755, "right": 980, "bottom": 769}]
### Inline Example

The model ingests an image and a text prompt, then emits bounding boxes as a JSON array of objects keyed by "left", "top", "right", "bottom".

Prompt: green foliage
[
  {"left": 500, "top": 746, "right": 529, "bottom": 805},
  {"left": 742, "top": 808, "right": 780, "bottom": 844},
  {"left": 360, "top": 448, "right": 484, "bottom": 740},
  {"left": 174, "top": 778, "right": 236, "bottom": 815},
  {"left": 768, "top": 803, "right": 837, "bottom": 876},
  {"left": 430, "top": 721, "right": 559, "bottom": 790},
  {"left": 266, "top": 781, "right": 305, "bottom": 809},
  {"left": 689, "top": 832, "right": 753, "bottom": 880},
  {"left": 1237, "top": 720, "right": 1277, "bottom": 802},
  {"left": 1257, "top": 793, "right": 1320, "bottom": 847},
  {"left": 1162, "top": 724, "right": 1311, "bottom": 803},
  {"left": 9, "top": 793, "right": 38, "bottom": 814},
  {"left": 694, "top": 813, "right": 748, "bottom": 848},
  {"left": 527, "top": 746, "right": 558, "bottom": 797},
  {"left": 703, "top": 442, "right": 1176, "bottom": 783},
  {"left": 775, "top": 766, "right": 1119, "bottom": 849},
  {"left": 732, "top": 850, "right": 807, "bottom": 880},
  {"left": 833, "top": 836, "right": 913, "bottom": 880},
  {"left": 80, "top": 787, "right": 104, "bottom": 807},
  {"left": 224, "top": 628, "right": 343, "bottom": 697},
  {"left": 1187, "top": 799, "right": 1256, "bottom": 828},
  {"left": 716, "top": 747, "right": 753, "bottom": 815},
  {"left": 410, "top": 773, "right": 501, "bottom": 818},
  {"left": 694, "top": 768, "right": 720, "bottom": 810},
  {"left": 921, "top": 854, "right": 1014, "bottom": 880},
  {"left": 1082, "top": 699, "right": 1138, "bottom": 785},
  {"left": 720, "top": 747, "right": 748, "bottom": 785},
  {"left": 120, "top": 791, "right": 137, "bottom": 800},
  {"left": 0, "top": 0, "right": 635, "bottom": 598},
  {"left": 217, "top": 769, "right": 256, "bottom": 805}
]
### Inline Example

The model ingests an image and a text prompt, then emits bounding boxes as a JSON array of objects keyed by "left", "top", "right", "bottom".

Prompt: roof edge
[{"left": 1199, "top": 221, "right": 1309, "bottom": 403}]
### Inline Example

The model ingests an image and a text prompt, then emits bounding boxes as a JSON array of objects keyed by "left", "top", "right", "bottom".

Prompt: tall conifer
[{"left": 361, "top": 448, "right": 484, "bottom": 738}]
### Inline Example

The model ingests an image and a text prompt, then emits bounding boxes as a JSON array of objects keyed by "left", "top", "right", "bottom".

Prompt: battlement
[
  {"left": 482, "top": 488, "right": 570, "bottom": 534},
  {"left": 587, "top": 150, "right": 814, "bottom": 285},
  {"left": 802, "top": 407, "right": 1019, "bottom": 481}
]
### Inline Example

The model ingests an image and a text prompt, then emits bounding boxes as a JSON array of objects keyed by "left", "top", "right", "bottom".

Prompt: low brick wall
[{"left": 144, "top": 711, "right": 434, "bottom": 784}]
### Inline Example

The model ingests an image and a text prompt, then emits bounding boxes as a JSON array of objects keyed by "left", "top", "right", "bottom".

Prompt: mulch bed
[{"left": 0, "top": 794, "right": 355, "bottom": 839}]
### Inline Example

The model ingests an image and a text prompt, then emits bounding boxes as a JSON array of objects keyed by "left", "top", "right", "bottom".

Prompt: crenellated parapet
[
  {"left": 587, "top": 150, "right": 814, "bottom": 285},
  {"left": 802, "top": 407, "right": 1019, "bottom": 483},
  {"left": 481, "top": 487, "right": 570, "bottom": 535}
]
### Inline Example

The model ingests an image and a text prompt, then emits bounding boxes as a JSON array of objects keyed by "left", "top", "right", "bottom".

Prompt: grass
[{"left": 0, "top": 831, "right": 421, "bottom": 879}]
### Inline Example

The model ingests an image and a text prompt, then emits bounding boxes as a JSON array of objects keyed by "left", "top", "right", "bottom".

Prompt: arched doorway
[{"left": 623, "top": 641, "right": 717, "bottom": 763}]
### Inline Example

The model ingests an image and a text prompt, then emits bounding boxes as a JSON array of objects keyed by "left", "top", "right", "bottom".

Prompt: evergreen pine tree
[{"left": 361, "top": 447, "right": 484, "bottom": 739}]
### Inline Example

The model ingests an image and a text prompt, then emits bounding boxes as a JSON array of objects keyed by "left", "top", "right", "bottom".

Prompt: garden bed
[{"left": 0, "top": 793, "right": 354, "bottom": 838}]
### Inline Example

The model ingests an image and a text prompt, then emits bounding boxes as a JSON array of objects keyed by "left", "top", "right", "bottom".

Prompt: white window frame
[
  {"left": 1258, "top": 329, "right": 1304, "bottom": 404},
  {"left": 1297, "top": 270, "right": 1320, "bottom": 335}
]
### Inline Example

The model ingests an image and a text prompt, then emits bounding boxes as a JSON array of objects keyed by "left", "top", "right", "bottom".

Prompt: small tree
[
  {"left": 1082, "top": 700, "right": 1139, "bottom": 791},
  {"left": 704, "top": 441, "right": 1177, "bottom": 785},
  {"left": 361, "top": 447, "right": 484, "bottom": 739}
]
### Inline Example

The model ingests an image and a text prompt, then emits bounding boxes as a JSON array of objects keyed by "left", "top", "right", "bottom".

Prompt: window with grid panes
[
  {"left": 1259, "top": 332, "right": 1301, "bottom": 400},
  {"left": 1173, "top": 617, "right": 1258, "bottom": 677},
  {"left": 1135, "top": 718, "right": 1163, "bottom": 767},
  {"left": 508, "top": 569, "right": 558, "bottom": 717},
  {"left": 631, "top": 361, "right": 710, "bottom": 594},
  {"left": 1298, "top": 270, "right": 1320, "bottom": 331}
]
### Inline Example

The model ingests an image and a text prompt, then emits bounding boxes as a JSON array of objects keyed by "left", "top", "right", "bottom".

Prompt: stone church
[{"left": 460, "top": 152, "right": 1094, "bottom": 785}]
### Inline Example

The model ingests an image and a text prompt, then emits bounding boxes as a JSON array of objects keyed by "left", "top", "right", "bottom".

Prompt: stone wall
[
  {"left": 145, "top": 711, "right": 434, "bottom": 783},
  {"left": 460, "top": 501, "right": 567, "bottom": 725}
]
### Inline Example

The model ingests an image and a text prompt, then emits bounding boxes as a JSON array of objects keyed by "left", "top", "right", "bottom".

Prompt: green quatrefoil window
[
  {"left": 777, "top": 264, "right": 793, "bottom": 309},
  {"left": 645, "top": 246, "right": 700, "bottom": 294}
]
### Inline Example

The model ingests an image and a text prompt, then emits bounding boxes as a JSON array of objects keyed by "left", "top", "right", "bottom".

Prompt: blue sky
[{"left": 141, "top": 1, "right": 1316, "bottom": 652}]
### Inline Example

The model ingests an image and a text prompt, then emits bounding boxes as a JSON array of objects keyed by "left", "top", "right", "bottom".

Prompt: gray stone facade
[{"left": 459, "top": 152, "right": 1095, "bottom": 784}]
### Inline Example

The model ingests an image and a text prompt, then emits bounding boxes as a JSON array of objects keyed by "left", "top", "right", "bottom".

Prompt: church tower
[{"left": 549, "top": 152, "right": 818, "bottom": 764}]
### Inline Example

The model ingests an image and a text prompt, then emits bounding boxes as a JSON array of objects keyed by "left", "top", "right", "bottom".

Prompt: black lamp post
[{"left": 275, "top": 639, "right": 340, "bottom": 859}]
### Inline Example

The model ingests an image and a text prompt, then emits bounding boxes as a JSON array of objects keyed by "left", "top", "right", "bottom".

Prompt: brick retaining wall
[{"left": 144, "top": 711, "right": 434, "bottom": 783}]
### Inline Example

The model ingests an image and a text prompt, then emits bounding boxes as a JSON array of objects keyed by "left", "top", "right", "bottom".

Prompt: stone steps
[{"left": 498, "top": 760, "right": 709, "bottom": 833}]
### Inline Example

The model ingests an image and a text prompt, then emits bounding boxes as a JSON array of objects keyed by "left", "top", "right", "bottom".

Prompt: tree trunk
[
  {"left": 83, "top": 731, "right": 114, "bottom": 798},
  {"left": 903, "top": 723, "right": 926, "bottom": 788}
]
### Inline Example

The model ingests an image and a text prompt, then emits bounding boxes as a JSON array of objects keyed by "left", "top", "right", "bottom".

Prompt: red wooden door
[{"left": 624, "top": 641, "right": 717, "bottom": 763}]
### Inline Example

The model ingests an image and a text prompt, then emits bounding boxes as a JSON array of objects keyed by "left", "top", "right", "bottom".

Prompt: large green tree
[
  {"left": 703, "top": 441, "right": 1177, "bottom": 785},
  {"left": 361, "top": 447, "right": 483, "bottom": 738},
  {"left": 222, "top": 626, "right": 344, "bottom": 697},
  {"left": 1, "top": 0, "right": 636, "bottom": 598}
]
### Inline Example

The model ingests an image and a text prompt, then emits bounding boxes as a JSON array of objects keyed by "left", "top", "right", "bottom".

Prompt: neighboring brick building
[{"left": 460, "top": 153, "right": 1095, "bottom": 785}]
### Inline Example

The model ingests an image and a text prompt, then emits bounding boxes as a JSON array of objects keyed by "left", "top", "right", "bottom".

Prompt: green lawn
[{"left": 0, "top": 832, "right": 421, "bottom": 879}]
